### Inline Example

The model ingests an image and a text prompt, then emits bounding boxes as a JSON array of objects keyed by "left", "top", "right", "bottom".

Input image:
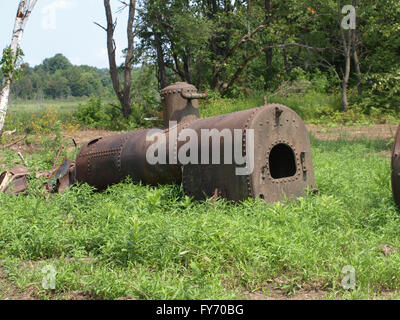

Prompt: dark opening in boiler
[{"left": 269, "top": 144, "right": 297, "bottom": 179}]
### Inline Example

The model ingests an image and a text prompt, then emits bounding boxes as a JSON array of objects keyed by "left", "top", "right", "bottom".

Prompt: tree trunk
[
  {"left": 154, "top": 27, "right": 167, "bottom": 89},
  {"left": 282, "top": 46, "right": 290, "bottom": 74},
  {"left": 183, "top": 53, "right": 192, "bottom": 84},
  {"left": 264, "top": 0, "right": 273, "bottom": 90},
  {"left": 102, "top": 0, "right": 136, "bottom": 119},
  {"left": 342, "top": 52, "right": 351, "bottom": 112},
  {"left": 353, "top": 50, "right": 362, "bottom": 95},
  {"left": 0, "top": 0, "right": 37, "bottom": 137},
  {"left": 339, "top": 1, "right": 352, "bottom": 112},
  {"left": 122, "top": 0, "right": 136, "bottom": 118},
  {"left": 352, "top": 0, "right": 362, "bottom": 95}
]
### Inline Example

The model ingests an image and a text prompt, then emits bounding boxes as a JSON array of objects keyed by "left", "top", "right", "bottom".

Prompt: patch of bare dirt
[
  {"left": 115, "top": 296, "right": 138, "bottom": 300},
  {"left": 379, "top": 244, "right": 400, "bottom": 257},
  {"left": 244, "top": 289, "right": 327, "bottom": 300},
  {"left": 61, "top": 291, "right": 100, "bottom": 300},
  {"left": 242, "top": 278, "right": 329, "bottom": 300},
  {"left": 0, "top": 264, "right": 36, "bottom": 300},
  {"left": 307, "top": 124, "right": 398, "bottom": 141}
]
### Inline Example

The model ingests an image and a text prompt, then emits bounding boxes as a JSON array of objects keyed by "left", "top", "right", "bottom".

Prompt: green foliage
[
  {"left": 42, "top": 53, "right": 72, "bottom": 74},
  {"left": 133, "top": 0, "right": 400, "bottom": 116},
  {"left": 0, "top": 46, "right": 24, "bottom": 80},
  {"left": 200, "top": 89, "right": 400, "bottom": 126},
  {"left": 73, "top": 65, "right": 163, "bottom": 130},
  {"left": 130, "top": 64, "right": 161, "bottom": 113},
  {"left": 8, "top": 54, "right": 112, "bottom": 100},
  {"left": 74, "top": 97, "right": 158, "bottom": 131},
  {"left": 4, "top": 99, "right": 82, "bottom": 135},
  {"left": 1, "top": 137, "right": 400, "bottom": 299},
  {"left": 352, "top": 69, "right": 400, "bottom": 116}
]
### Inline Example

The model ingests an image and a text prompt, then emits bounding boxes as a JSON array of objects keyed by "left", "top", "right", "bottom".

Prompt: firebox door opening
[{"left": 269, "top": 144, "right": 297, "bottom": 179}]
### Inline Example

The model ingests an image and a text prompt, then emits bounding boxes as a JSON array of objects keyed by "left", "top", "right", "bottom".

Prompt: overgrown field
[
  {"left": 4, "top": 90, "right": 400, "bottom": 136},
  {"left": 1, "top": 132, "right": 400, "bottom": 300}
]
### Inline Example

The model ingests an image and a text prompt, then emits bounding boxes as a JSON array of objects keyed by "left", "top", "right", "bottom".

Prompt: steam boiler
[{"left": 74, "top": 82, "right": 316, "bottom": 203}]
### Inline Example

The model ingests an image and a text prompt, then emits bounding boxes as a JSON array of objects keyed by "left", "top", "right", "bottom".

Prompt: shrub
[
  {"left": 352, "top": 69, "right": 400, "bottom": 115},
  {"left": 74, "top": 97, "right": 162, "bottom": 131}
]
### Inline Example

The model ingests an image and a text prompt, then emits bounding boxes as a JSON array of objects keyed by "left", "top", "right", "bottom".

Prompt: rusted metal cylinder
[
  {"left": 160, "top": 82, "right": 205, "bottom": 127},
  {"left": 75, "top": 129, "right": 182, "bottom": 190},
  {"left": 181, "top": 104, "right": 315, "bottom": 202},
  {"left": 391, "top": 125, "right": 400, "bottom": 207},
  {"left": 75, "top": 82, "right": 315, "bottom": 203}
]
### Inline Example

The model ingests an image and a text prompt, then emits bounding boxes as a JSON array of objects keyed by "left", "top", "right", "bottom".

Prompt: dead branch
[{"left": 17, "top": 152, "right": 27, "bottom": 166}]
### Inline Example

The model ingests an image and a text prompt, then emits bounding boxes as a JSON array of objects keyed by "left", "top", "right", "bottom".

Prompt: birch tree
[{"left": 0, "top": 0, "right": 38, "bottom": 137}]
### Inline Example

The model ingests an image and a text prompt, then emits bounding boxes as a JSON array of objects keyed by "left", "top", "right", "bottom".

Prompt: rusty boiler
[
  {"left": 391, "top": 125, "right": 400, "bottom": 207},
  {"left": 75, "top": 82, "right": 316, "bottom": 203}
]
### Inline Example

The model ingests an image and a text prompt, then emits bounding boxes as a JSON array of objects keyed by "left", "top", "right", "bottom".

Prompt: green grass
[
  {"left": 201, "top": 91, "right": 342, "bottom": 120},
  {"left": 200, "top": 92, "right": 400, "bottom": 125},
  {"left": 1, "top": 93, "right": 400, "bottom": 299},
  {"left": 3, "top": 98, "right": 87, "bottom": 135},
  {"left": 1, "top": 135, "right": 400, "bottom": 300},
  {"left": 8, "top": 97, "right": 88, "bottom": 114},
  {"left": 4, "top": 91, "right": 400, "bottom": 135}
]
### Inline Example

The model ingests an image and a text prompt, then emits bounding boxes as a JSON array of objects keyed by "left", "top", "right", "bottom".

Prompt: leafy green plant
[
  {"left": 74, "top": 97, "right": 161, "bottom": 130},
  {"left": 352, "top": 69, "right": 400, "bottom": 116},
  {"left": 0, "top": 46, "right": 24, "bottom": 80}
]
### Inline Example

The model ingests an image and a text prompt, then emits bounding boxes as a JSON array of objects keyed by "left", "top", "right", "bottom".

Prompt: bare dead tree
[
  {"left": 153, "top": 25, "right": 167, "bottom": 89},
  {"left": 0, "top": 0, "right": 37, "bottom": 137},
  {"left": 338, "top": 0, "right": 357, "bottom": 112},
  {"left": 352, "top": 0, "right": 362, "bottom": 96},
  {"left": 96, "top": 0, "right": 136, "bottom": 118}
]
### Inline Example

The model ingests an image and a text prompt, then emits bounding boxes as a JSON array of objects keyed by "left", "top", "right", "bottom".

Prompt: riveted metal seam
[{"left": 242, "top": 107, "right": 261, "bottom": 198}]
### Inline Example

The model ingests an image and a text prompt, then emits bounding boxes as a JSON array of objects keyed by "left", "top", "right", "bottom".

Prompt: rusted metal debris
[
  {"left": 47, "top": 158, "right": 76, "bottom": 194},
  {"left": 0, "top": 165, "right": 30, "bottom": 195},
  {"left": 0, "top": 158, "right": 75, "bottom": 196},
  {"left": 74, "top": 82, "right": 316, "bottom": 203},
  {"left": 391, "top": 125, "right": 400, "bottom": 207}
]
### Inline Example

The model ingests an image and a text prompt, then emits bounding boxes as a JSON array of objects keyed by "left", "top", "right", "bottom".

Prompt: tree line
[
  {"left": 2, "top": 0, "right": 400, "bottom": 118},
  {"left": 1, "top": 53, "right": 113, "bottom": 100}
]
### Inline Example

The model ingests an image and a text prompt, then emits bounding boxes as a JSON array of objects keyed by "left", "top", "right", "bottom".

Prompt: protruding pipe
[
  {"left": 160, "top": 82, "right": 201, "bottom": 127},
  {"left": 181, "top": 91, "right": 208, "bottom": 100}
]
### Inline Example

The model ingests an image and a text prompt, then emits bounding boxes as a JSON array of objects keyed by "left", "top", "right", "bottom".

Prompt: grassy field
[
  {"left": 1, "top": 94, "right": 400, "bottom": 300},
  {"left": 4, "top": 91, "right": 400, "bottom": 136},
  {"left": 200, "top": 92, "right": 400, "bottom": 126},
  {"left": 1, "top": 132, "right": 399, "bottom": 300},
  {"left": 8, "top": 97, "right": 88, "bottom": 112}
]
